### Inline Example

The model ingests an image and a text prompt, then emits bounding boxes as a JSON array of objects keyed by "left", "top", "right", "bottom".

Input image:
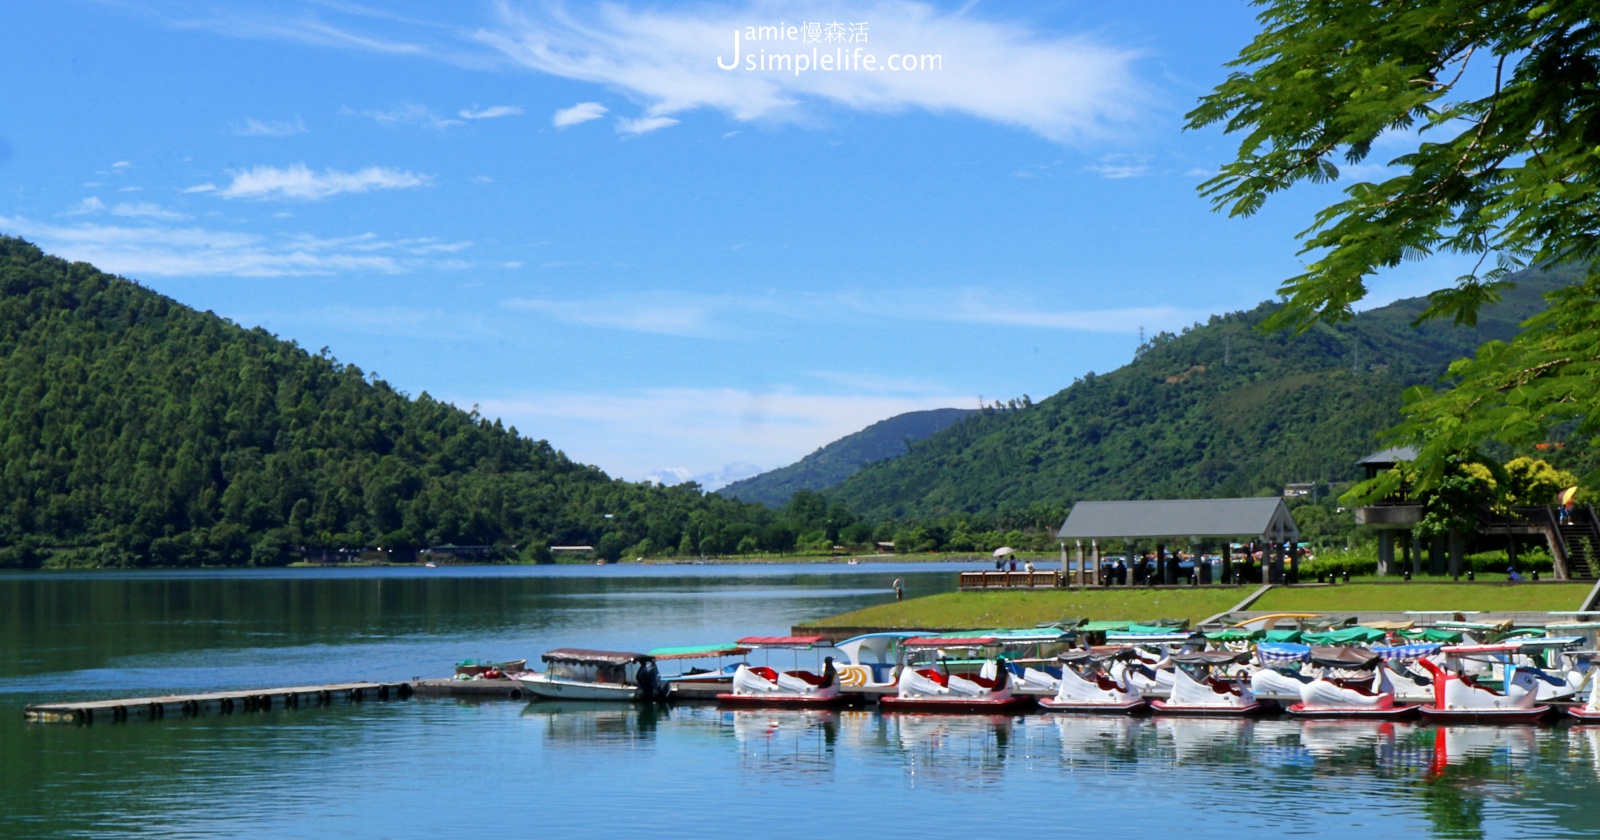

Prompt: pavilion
[{"left": 1056, "top": 497, "right": 1302, "bottom": 585}]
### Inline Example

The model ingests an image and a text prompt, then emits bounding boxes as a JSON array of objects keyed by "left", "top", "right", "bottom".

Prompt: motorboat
[
  {"left": 717, "top": 636, "right": 848, "bottom": 707},
  {"left": 646, "top": 642, "right": 752, "bottom": 699},
  {"left": 515, "top": 648, "right": 665, "bottom": 702},
  {"left": 1415, "top": 643, "right": 1552, "bottom": 722},
  {"left": 1038, "top": 647, "right": 1146, "bottom": 713},
  {"left": 1248, "top": 642, "right": 1314, "bottom": 703},
  {"left": 1285, "top": 646, "right": 1419, "bottom": 719},
  {"left": 878, "top": 636, "right": 1034, "bottom": 713},
  {"left": 1149, "top": 651, "right": 1261, "bottom": 716}
]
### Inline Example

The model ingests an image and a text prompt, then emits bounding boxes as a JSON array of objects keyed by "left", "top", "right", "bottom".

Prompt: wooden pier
[{"left": 24, "top": 681, "right": 413, "bottom": 725}]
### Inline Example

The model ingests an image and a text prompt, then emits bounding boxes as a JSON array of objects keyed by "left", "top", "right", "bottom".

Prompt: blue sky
[{"left": 0, "top": 1, "right": 1471, "bottom": 487}]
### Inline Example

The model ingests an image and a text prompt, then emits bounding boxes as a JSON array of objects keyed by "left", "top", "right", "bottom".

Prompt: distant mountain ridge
[
  {"left": 719, "top": 407, "right": 974, "bottom": 507},
  {"left": 823, "top": 268, "right": 1576, "bottom": 520}
]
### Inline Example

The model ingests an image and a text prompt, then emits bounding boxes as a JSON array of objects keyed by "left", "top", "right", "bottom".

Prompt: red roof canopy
[
  {"left": 903, "top": 636, "right": 997, "bottom": 647},
  {"left": 736, "top": 635, "right": 832, "bottom": 648}
]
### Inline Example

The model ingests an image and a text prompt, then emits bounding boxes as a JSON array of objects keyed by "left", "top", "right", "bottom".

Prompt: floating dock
[{"left": 24, "top": 681, "right": 413, "bottom": 724}]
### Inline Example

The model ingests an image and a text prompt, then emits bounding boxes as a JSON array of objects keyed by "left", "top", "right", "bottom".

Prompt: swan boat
[
  {"left": 878, "top": 636, "right": 1035, "bottom": 713},
  {"left": 1038, "top": 647, "right": 1146, "bottom": 713},
  {"left": 717, "top": 635, "right": 848, "bottom": 708},
  {"left": 1149, "top": 651, "right": 1262, "bottom": 716},
  {"left": 1284, "top": 646, "right": 1419, "bottom": 719},
  {"left": 1249, "top": 642, "right": 1314, "bottom": 703},
  {"left": 1572, "top": 673, "right": 1600, "bottom": 721},
  {"left": 1415, "top": 643, "right": 1554, "bottom": 723},
  {"left": 515, "top": 648, "right": 665, "bottom": 702}
]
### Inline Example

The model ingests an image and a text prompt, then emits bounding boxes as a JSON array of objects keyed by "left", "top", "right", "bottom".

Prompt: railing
[{"left": 957, "top": 571, "right": 1062, "bottom": 589}]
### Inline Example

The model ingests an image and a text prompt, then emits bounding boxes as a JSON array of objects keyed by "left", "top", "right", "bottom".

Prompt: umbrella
[
  {"left": 1560, "top": 486, "right": 1579, "bottom": 506},
  {"left": 993, "top": 546, "right": 1017, "bottom": 557}
]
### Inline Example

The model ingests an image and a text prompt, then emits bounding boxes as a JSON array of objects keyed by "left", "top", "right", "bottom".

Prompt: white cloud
[
  {"left": 505, "top": 288, "right": 1194, "bottom": 338},
  {"left": 478, "top": 1, "right": 1148, "bottom": 144},
  {"left": 616, "top": 115, "right": 679, "bottom": 135},
  {"left": 235, "top": 116, "right": 307, "bottom": 137},
  {"left": 183, "top": 183, "right": 218, "bottom": 193},
  {"left": 110, "top": 202, "right": 189, "bottom": 220},
  {"left": 1084, "top": 153, "right": 1150, "bottom": 179},
  {"left": 216, "top": 163, "right": 430, "bottom": 200},
  {"left": 0, "top": 214, "right": 467, "bottom": 278},
  {"left": 111, "top": 161, "right": 131, "bottom": 169},
  {"left": 473, "top": 387, "right": 969, "bottom": 482},
  {"left": 344, "top": 103, "right": 462, "bottom": 129},
  {"left": 647, "top": 462, "right": 765, "bottom": 491},
  {"left": 552, "top": 101, "right": 607, "bottom": 127},
  {"left": 65, "top": 197, "right": 107, "bottom": 216},
  {"left": 459, "top": 104, "right": 523, "bottom": 119}
]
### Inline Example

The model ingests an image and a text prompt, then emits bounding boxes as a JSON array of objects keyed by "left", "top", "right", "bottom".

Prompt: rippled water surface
[{"left": 5, "top": 564, "right": 1600, "bottom": 839}]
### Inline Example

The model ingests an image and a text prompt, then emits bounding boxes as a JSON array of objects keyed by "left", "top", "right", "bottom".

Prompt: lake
[{"left": 3, "top": 563, "right": 1599, "bottom": 839}]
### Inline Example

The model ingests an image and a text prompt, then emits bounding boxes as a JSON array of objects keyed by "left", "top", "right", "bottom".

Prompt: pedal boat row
[{"left": 510, "top": 631, "right": 1600, "bottom": 722}]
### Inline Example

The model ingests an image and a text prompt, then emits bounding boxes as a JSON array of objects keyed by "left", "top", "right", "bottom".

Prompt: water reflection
[{"left": 523, "top": 701, "right": 661, "bottom": 748}]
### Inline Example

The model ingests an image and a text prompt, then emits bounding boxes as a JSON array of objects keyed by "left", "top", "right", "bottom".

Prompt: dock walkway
[{"left": 25, "top": 681, "right": 412, "bottom": 724}]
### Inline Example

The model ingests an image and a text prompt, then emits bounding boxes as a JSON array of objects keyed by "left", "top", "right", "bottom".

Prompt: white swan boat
[
  {"left": 1038, "top": 647, "right": 1146, "bottom": 713},
  {"left": 717, "top": 635, "right": 847, "bottom": 707},
  {"left": 1285, "top": 646, "right": 1418, "bottom": 719},
  {"left": 1249, "top": 642, "right": 1313, "bottom": 703},
  {"left": 878, "top": 636, "right": 1034, "bottom": 712},
  {"left": 516, "top": 648, "right": 665, "bottom": 702},
  {"left": 1149, "top": 651, "right": 1261, "bottom": 716},
  {"left": 1415, "top": 643, "right": 1552, "bottom": 722},
  {"left": 1574, "top": 672, "right": 1600, "bottom": 721}
]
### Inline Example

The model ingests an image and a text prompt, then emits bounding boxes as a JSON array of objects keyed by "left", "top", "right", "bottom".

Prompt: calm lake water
[{"left": 4, "top": 563, "right": 1600, "bottom": 840}]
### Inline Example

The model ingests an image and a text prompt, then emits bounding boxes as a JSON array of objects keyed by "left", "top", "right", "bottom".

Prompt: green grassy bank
[
  {"left": 804, "top": 588, "right": 1251, "bottom": 629},
  {"left": 803, "top": 581, "right": 1594, "bottom": 631},
  {"left": 1251, "top": 583, "right": 1590, "bottom": 614}
]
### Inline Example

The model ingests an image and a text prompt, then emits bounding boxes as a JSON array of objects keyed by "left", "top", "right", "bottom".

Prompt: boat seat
[
  {"left": 789, "top": 670, "right": 823, "bottom": 686},
  {"left": 1457, "top": 673, "right": 1505, "bottom": 696},
  {"left": 916, "top": 668, "right": 950, "bottom": 687},
  {"left": 1206, "top": 678, "right": 1241, "bottom": 696},
  {"left": 750, "top": 666, "right": 781, "bottom": 683},
  {"left": 1093, "top": 674, "right": 1122, "bottom": 692},
  {"left": 966, "top": 675, "right": 1002, "bottom": 689}
]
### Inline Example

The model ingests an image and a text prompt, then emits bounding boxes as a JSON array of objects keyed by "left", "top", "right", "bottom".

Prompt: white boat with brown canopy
[
  {"left": 1038, "top": 647, "right": 1146, "bottom": 713},
  {"left": 1284, "top": 646, "right": 1418, "bottom": 719},
  {"left": 516, "top": 649, "right": 665, "bottom": 702}
]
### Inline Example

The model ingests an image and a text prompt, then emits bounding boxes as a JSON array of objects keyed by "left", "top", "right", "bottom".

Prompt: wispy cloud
[
  {"left": 344, "top": 103, "right": 462, "bottom": 129},
  {"left": 505, "top": 288, "right": 1194, "bottom": 338},
  {"left": 474, "top": 386, "right": 970, "bottom": 482},
  {"left": 110, "top": 201, "right": 189, "bottom": 220},
  {"left": 183, "top": 183, "right": 217, "bottom": 194},
  {"left": 552, "top": 101, "right": 607, "bottom": 128},
  {"left": 0, "top": 214, "right": 412, "bottom": 277},
  {"left": 616, "top": 115, "right": 679, "bottom": 136},
  {"left": 459, "top": 104, "right": 522, "bottom": 119},
  {"left": 65, "top": 197, "right": 107, "bottom": 216},
  {"left": 234, "top": 116, "right": 307, "bottom": 137},
  {"left": 1084, "top": 154, "right": 1150, "bottom": 179},
  {"left": 478, "top": 1, "right": 1148, "bottom": 144},
  {"left": 215, "top": 163, "right": 430, "bottom": 200}
]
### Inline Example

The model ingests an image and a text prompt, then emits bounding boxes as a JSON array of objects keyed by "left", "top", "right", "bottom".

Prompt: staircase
[{"left": 1558, "top": 506, "right": 1600, "bottom": 581}]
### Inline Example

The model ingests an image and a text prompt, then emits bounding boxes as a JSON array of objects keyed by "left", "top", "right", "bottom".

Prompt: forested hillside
[
  {"left": 827, "top": 267, "right": 1575, "bottom": 520},
  {"left": 0, "top": 237, "right": 794, "bottom": 567},
  {"left": 719, "top": 407, "right": 973, "bottom": 507}
]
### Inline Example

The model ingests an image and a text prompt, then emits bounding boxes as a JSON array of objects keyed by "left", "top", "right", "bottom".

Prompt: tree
[{"left": 1189, "top": 1, "right": 1600, "bottom": 488}]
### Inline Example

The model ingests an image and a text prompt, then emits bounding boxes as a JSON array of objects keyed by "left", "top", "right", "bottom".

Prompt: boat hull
[
  {"left": 715, "top": 692, "right": 850, "bottom": 708},
  {"left": 517, "top": 674, "right": 643, "bottom": 702},
  {"left": 1038, "top": 697, "right": 1147, "bottom": 714},
  {"left": 1149, "top": 699, "right": 1263, "bottom": 717},
  {"left": 1417, "top": 705, "right": 1551, "bottom": 723},
  {"left": 1285, "top": 702, "right": 1419, "bottom": 719},
  {"left": 879, "top": 695, "right": 1035, "bottom": 713},
  {"left": 1570, "top": 707, "right": 1600, "bottom": 721}
]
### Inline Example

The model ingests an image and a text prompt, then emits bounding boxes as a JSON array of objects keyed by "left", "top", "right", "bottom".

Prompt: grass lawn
[
  {"left": 802, "top": 588, "right": 1253, "bottom": 630},
  {"left": 1252, "top": 582, "right": 1592, "bottom": 613}
]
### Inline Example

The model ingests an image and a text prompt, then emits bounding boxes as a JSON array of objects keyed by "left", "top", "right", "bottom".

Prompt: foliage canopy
[{"left": 1189, "top": 0, "right": 1600, "bottom": 489}]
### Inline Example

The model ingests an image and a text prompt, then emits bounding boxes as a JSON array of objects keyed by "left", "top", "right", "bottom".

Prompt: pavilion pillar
[
  {"left": 1288, "top": 543, "right": 1300, "bottom": 584},
  {"left": 1377, "top": 531, "right": 1394, "bottom": 577},
  {"left": 1271, "top": 540, "right": 1285, "bottom": 584},
  {"left": 1157, "top": 543, "right": 1170, "bottom": 585},
  {"left": 1091, "top": 540, "right": 1101, "bottom": 586},
  {"left": 1221, "top": 543, "right": 1233, "bottom": 585}
]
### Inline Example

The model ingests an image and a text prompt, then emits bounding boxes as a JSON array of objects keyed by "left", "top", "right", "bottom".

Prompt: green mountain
[
  {"left": 825, "top": 268, "right": 1576, "bottom": 520},
  {"left": 0, "top": 237, "right": 778, "bottom": 567},
  {"left": 719, "top": 407, "right": 974, "bottom": 507}
]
